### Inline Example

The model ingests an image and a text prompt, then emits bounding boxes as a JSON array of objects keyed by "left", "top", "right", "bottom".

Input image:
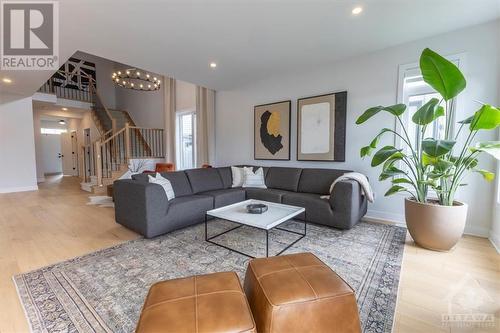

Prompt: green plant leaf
[
  {"left": 384, "top": 185, "right": 406, "bottom": 196},
  {"left": 470, "top": 141, "right": 500, "bottom": 160},
  {"left": 458, "top": 115, "right": 474, "bottom": 124},
  {"left": 371, "top": 146, "right": 402, "bottom": 167},
  {"left": 470, "top": 104, "right": 500, "bottom": 130},
  {"left": 419, "top": 48, "right": 466, "bottom": 101},
  {"left": 369, "top": 128, "right": 393, "bottom": 148},
  {"left": 411, "top": 98, "right": 443, "bottom": 125},
  {"left": 392, "top": 178, "right": 413, "bottom": 185},
  {"left": 379, "top": 166, "right": 406, "bottom": 180},
  {"left": 422, "top": 152, "right": 439, "bottom": 166},
  {"left": 356, "top": 105, "right": 406, "bottom": 124},
  {"left": 422, "top": 139, "right": 456, "bottom": 157},
  {"left": 434, "top": 160, "right": 454, "bottom": 172},
  {"left": 473, "top": 169, "right": 495, "bottom": 182},
  {"left": 360, "top": 146, "right": 372, "bottom": 158}
]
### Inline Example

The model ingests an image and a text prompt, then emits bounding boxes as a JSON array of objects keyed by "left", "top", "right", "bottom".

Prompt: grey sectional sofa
[{"left": 113, "top": 166, "right": 368, "bottom": 238}]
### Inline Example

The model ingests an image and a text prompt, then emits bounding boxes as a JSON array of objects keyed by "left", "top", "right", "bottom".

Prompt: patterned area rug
[{"left": 14, "top": 220, "right": 406, "bottom": 333}]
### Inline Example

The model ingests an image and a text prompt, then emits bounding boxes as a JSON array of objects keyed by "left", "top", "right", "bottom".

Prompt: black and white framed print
[{"left": 297, "top": 91, "right": 347, "bottom": 161}]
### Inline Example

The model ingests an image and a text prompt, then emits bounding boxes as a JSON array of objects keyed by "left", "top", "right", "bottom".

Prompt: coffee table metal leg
[
  {"left": 204, "top": 214, "right": 208, "bottom": 241},
  {"left": 205, "top": 215, "right": 306, "bottom": 258},
  {"left": 266, "top": 230, "right": 269, "bottom": 257}
]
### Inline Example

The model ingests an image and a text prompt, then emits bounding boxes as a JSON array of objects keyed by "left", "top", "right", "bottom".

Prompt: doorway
[{"left": 61, "top": 130, "right": 79, "bottom": 176}]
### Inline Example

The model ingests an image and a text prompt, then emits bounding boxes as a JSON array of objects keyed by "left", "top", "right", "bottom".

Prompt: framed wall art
[
  {"left": 297, "top": 91, "right": 347, "bottom": 161},
  {"left": 254, "top": 100, "right": 291, "bottom": 160}
]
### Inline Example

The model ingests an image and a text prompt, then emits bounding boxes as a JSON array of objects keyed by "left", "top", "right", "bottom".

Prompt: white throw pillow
[
  {"left": 148, "top": 173, "right": 175, "bottom": 201},
  {"left": 242, "top": 167, "right": 267, "bottom": 188},
  {"left": 231, "top": 166, "right": 245, "bottom": 187}
]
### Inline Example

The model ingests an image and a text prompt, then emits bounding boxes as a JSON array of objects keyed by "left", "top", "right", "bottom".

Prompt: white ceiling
[{"left": 1, "top": 0, "right": 499, "bottom": 102}]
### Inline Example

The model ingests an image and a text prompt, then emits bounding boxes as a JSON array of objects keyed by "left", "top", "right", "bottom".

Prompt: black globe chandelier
[{"left": 111, "top": 69, "right": 161, "bottom": 91}]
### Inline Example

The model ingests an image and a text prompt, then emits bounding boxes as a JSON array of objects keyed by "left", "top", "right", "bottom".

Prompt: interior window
[
  {"left": 175, "top": 111, "right": 196, "bottom": 170},
  {"left": 41, "top": 128, "right": 68, "bottom": 135}
]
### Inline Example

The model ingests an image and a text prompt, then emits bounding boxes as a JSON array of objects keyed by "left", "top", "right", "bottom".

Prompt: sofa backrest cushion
[
  {"left": 298, "top": 168, "right": 351, "bottom": 195},
  {"left": 132, "top": 171, "right": 193, "bottom": 197},
  {"left": 235, "top": 165, "right": 270, "bottom": 179},
  {"left": 265, "top": 167, "right": 302, "bottom": 192},
  {"left": 185, "top": 168, "right": 224, "bottom": 193},
  {"left": 216, "top": 167, "right": 232, "bottom": 189}
]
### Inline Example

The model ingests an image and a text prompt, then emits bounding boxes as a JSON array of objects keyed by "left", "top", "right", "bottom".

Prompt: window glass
[
  {"left": 175, "top": 111, "right": 196, "bottom": 170},
  {"left": 41, "top": 128, "right": 67, "bottom": 135}
]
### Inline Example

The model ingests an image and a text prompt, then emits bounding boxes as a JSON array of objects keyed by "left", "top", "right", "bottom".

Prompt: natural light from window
[
  {"left": 41, "top": 128, "right": 67, "bottom": 135},
  {"left": 175, "top": 111, "right": 196, "bottom": 170}
]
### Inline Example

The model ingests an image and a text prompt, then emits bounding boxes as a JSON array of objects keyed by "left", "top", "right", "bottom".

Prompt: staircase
[
  {"left": 38, "top": 67, "right": 165, "bottom": 193},
  {"left": 79, "top": 75, "right": 164, "bottom": 193}
]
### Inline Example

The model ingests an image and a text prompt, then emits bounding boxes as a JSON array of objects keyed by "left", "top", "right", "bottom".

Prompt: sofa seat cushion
[
  {"left": 245, "top": 188, "right": 292, "bottom": 203},
  {"left": 201, "top": 188, "right": 246, "bottom": 208},
  {"left": 165, "top": 195, "right": 214, "bottom": 230},
  {"left": 185, "top": 168, "right": 225, "bottom": 193},
  {"left": 282, "top": 192, "right": 333, "bottom": 224}
]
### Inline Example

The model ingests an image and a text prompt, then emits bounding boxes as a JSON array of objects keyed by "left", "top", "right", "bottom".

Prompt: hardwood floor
[{"left": 0, "top": 175, "right": 498, "bottom": 332}]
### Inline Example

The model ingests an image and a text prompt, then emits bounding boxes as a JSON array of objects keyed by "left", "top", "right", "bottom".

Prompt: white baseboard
[
  {"left": 0, "top": 185, "right": 38, "bottom": 193},
  {"left": 463, "top": 225, "right": 490, "bottom": 238},
  {"left": 37, "top": 177, "right": 45, "bottom": 182},
  {"left": 363, "top": 209, "right": 491, "bottom": 240},
  {"left": 363, "top": 209, "right": 405, "bottom": 227},
  {"left": 489, "top": 233, "right": 500, "bottom": 254}
]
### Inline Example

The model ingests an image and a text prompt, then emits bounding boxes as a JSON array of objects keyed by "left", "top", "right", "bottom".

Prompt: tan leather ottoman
[
  {"left": 244, "top": 252, "right": 361, "bottom": 333},
  {"left": 136, "top": 271, "right": 256, "bottom": 333}
]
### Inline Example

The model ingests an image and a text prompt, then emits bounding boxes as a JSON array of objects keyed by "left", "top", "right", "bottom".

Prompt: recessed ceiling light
[
  {"left": 2, "top": 77, "right": 12, "bottom": 83},
  {"left": 209, "top": 62, "right": 217, "bottom": 68},
  {"left": 59, "top": 120, "right": 66, "bottom": 125},
  {"left": 352, "top": 6, "right": 363, "bottom": 15},
  {"left": 62, "top": 107, "right": 68, "bottom": 111}
]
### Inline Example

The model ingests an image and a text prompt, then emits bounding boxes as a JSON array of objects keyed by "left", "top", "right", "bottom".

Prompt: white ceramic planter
[{"left": 404, "top": 198, "right": 468, "bottom": 251}]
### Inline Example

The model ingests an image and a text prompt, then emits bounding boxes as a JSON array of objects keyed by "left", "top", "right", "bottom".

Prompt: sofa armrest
[
  {"left": 114, "top": 179, "right": 169, "bottom": 237},
  {"left": 329, "top": 180, "right": 368, "bottom": 229}
]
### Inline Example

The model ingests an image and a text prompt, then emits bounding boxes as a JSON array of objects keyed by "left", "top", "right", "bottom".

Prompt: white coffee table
[{"left": 205, "top": 199, "right": 306, "bottom": 258}]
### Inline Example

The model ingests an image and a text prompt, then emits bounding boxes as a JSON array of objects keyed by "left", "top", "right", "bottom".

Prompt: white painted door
[{"left": 60, "top": 132, "right": 78, "bottom": 176}]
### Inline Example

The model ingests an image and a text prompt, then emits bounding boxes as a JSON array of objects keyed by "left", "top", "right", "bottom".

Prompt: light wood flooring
[{"left": 0, "top": 175, "right": 498, "bottom": 332}]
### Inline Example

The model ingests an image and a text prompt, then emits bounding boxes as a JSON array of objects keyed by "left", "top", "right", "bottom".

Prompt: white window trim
[
  {"left": 394, "top": 53, "right": 467, "bottom": 198},
  {"left": 175, "top": 109, "right": 197, "bottom": 170}
]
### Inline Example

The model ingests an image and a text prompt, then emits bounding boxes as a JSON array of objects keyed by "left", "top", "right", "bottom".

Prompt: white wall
[
  {"left": 115, "top": 81, "right": 165, "bottom": 128},
  {"left": 215, "top": 20, "right": 500, "bottom": 237},
  {"left": 176, "top": 80, "right": 196, "bottom": 111},
  {"left": 0, "top": 97, "right": 38, "bottom": 193}
]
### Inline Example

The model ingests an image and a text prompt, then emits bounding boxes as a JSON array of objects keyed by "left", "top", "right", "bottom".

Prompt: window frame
[
  {"left": 395, "top": 53, "right": 466, "bottom": 148},
  {"left": 175, "top": 109, "right": 197, "bottom": 170},
  {"left": 395, "top": 53, "right": 466, "bottom": 197}
]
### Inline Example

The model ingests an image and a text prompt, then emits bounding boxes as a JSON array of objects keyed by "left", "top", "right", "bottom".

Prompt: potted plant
[{"left": 356, "top": 48, "right": 500, "bottom": 251}]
